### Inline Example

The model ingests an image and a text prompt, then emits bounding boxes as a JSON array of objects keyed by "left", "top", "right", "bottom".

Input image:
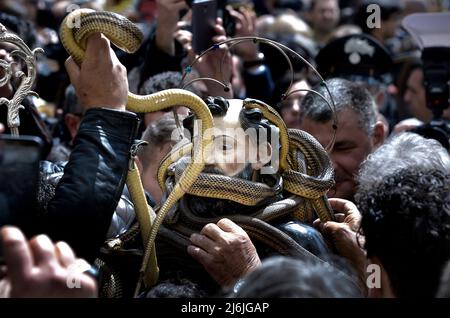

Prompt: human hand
[
  {"left": 321, "top": 198, "right": 361, "bottom": 231},
  {"left": 227, "top": 6, "right": 259, "bottom": 62},
  {"left": 157, "top": 0, "right": 187, "bottom": 27},
  {"left": 188, "top": 218, "right": 261, "bottom": 287},
  {"left": 65, "top": 33, "right": 128, "bottom": 111},
  {"left": 0, "top": 226, "right": 97, "bottom": 298},
  {"left": 174, "top": 21, "right": 192, "bottom": 48},
  {"left": 313, "top": 198, "right": 366, "bottom": 277},
  {"left": 313, "top": 198, "right": 367, "bottom": 278},
  {"left": 180, "top": 18, "right": 233, "bottom": 98},
  {"left": 155, "top": 0, "right": 188, "bottom": 55}
]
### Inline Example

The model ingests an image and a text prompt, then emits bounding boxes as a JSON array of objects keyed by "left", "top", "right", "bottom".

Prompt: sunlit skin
[
  {"left": 280, "top": 80, "right": 310, "bottom": 130},
  {"left": 404, "top": 68, "right": 431, "bottom": 122},
  {"left": 300, "top": 108, "right": 384, "bottom": 200},
  {"left": 309, "top": 0, "right": 340, "bottom": 44},
  {"left": 204, "top": 99, "right": 272, "bottom": 176},
  {"left": 401, "top": 68, "right": 450, "bottom": 125},
  {"left": 139, "top": 142, "right": 173, "bottom": 204},
  {"left": 137, "top": 100, "right": 274, "bottom": 204}
]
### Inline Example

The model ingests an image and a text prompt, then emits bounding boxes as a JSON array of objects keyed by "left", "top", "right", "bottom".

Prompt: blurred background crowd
[{"left": 0, "top": 0, "right": 449, "bottom": 156}]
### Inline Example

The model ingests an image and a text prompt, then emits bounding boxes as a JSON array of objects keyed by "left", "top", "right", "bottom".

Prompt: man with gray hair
[
  {"left": 109, "top": 113, "right": 185, "bottom": 235},
  {"left": 314, "top": 132, "right": 450, "bottom": 297},
  {"left": 299, "top": 78, "right": 385, "bottom": 201},
  {"left": 138, "top": 71, "right": 190, "bottom": 127},
  {"left": 355, "top": 132, "right": 450, "bottom": 297},
  {"left": 356, "top": 132, "right": 450, "bottom": 192},
  {"left": 135, "top": 112, "right": 184, "bottom": 206},
  {"left": 47, "top": 85, "right": 83, "bottom": 162}
]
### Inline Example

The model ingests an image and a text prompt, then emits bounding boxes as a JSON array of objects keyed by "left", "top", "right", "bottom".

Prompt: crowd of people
[{"left": 0, "top": 0, "right": 449, "bottom": 298}]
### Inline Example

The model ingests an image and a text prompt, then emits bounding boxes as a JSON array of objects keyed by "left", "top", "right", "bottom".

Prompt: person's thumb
[
  {"left": 64, "top": 57, "right": 80, "bottom": 88},
  {"left": 321, "top": 221, "right": 343, "bottom": 237}
]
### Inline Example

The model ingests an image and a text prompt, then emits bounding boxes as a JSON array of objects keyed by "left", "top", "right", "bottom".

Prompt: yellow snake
[
  {"left": 157, "top": 99, "right": 334, "bottom": 222},
  {"left": 241, "top": 99, "right": 335, "bottom": 222},
  {"left": 60, "top": 9, "right": 336, "bottom": 294},
  {"left": 157, "top": 99, "right": 335, "bottom": 221},
  {"left": 60, "top": 9, "right": 214, "bottom": 289}
]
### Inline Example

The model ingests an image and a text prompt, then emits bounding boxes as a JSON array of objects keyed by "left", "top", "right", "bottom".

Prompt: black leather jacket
[{"left": 38, "top": 108, "right": 140, "bottom": 262}]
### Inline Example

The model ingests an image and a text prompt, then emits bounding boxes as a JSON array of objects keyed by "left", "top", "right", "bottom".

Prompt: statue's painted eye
[
  {"left": 217, "top": 135, "right": 234, "bottom": 152},
  {"left": 222, "top": 142, "right": 232, "bottom": 151}
]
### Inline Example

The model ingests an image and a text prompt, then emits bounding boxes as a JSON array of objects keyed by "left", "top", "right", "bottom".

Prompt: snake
[
  {"left": 59, "top": 9, "right": 336, "bottom": 293},
  {"left": 157, "top": 99, "right": 335, "bottom": 220},
  {"left": 60, "top": 9, "right": 214, "bottom": 289}
]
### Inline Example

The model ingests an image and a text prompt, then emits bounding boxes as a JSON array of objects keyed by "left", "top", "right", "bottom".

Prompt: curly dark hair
[{"left": 355, "top": 168, "right": 450, "bottom": 298}]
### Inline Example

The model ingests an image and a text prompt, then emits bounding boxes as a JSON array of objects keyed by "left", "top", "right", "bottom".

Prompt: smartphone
[
  {"left": 0, "top": 135, "right": 42, "bottom": 231},
  {"left": 192, "top": 0, "right": 218, "bottom": 54},
  {"left": 0, "top": 135, "right": 42, "bottom": 263}
]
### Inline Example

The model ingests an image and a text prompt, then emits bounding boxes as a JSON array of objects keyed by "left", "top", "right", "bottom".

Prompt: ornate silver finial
[{"left": 0, "top": 23, "right": 44, "bottom": 135}]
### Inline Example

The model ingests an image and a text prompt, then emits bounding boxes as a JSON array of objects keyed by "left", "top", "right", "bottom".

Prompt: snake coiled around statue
[{"left": 59, "top": 9, "right": 336, "bottom": 295}]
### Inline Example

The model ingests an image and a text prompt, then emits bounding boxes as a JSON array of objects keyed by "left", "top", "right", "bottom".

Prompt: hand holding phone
[{"left": 0, "top": 135, "right": 43, "bottom": 264}]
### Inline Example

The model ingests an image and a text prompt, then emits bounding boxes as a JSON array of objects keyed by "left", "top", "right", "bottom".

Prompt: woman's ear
[{"left": 251, "top": 142, "right": 272, "bottom": 170}]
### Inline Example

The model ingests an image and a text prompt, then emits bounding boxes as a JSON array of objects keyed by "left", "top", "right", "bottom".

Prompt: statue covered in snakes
[{"left": 59, "top": 9, "right": 337, "bottom": 297}]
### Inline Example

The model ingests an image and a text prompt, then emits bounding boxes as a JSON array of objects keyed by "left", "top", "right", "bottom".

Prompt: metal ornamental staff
[{"left": 0, "top": 23, "right": 43, "bottom": 136}]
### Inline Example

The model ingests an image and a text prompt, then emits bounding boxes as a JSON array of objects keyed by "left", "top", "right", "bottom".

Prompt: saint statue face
[
  {"left": 181, "top": 97, "right": 277, "bottom": 217},
  {"left": 202, "top": 99, "right": 273, "bottom": 178}
]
